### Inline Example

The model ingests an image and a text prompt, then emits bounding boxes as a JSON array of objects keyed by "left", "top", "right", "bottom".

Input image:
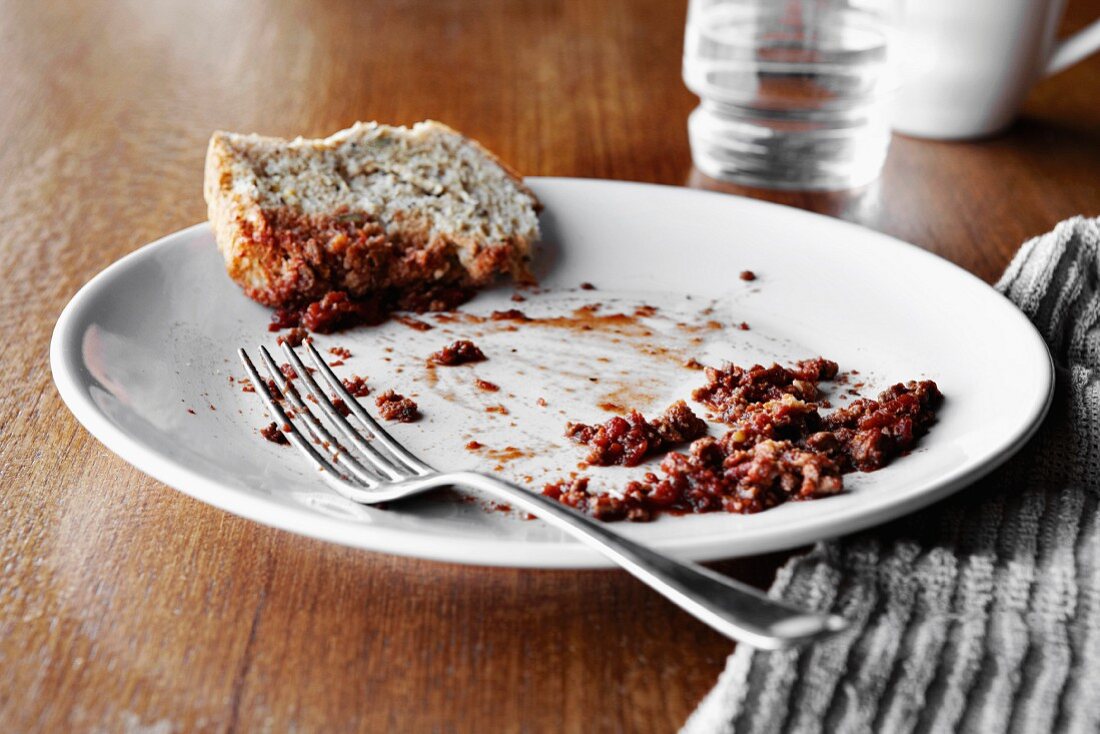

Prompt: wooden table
[{"left": 3, "top": 0, "right": 1098, "bottom": 730}]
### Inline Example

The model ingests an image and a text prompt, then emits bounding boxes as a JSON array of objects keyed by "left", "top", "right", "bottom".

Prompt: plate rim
[{"left": 50, "top": 177, "right": 1055, "bottom": 568}]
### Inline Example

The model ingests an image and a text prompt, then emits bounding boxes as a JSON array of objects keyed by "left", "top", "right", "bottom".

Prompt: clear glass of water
[{"left": 683, "top": 0, "right": 897, "bottom": 190}]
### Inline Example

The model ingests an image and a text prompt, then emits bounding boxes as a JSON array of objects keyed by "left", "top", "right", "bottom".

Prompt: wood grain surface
[{"left": 2, "top": 0, "right": 1098, "bottom": 731}]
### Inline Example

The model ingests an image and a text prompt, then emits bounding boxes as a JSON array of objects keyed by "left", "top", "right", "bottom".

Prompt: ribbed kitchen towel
[{"left": 683, "top": 216, "right": 1100, "bottom": 734}]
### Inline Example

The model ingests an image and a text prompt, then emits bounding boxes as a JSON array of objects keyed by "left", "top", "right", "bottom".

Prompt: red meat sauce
[
  {"left": 692, "top": 358, "right": 838, "bottom": 422},
  {"left": 342, "top": 375, "right": 370, "bottom": 398},
  {"left": 427, "top": 339, "right": 487, "bottom": 366},
  {"left": 544, "top": 438, "right": 841, "bottom": 522},
  {"left": 276, "top": 327, "right": 310, "bottom": 347},
  {"left": 269, "top": 287, "right": 473, "bottom": 334},
  {"left": 260, "top": 422, "right": 289, "bottom": 445},
  {"left": 375, "top": 390, "right": 420, "bottom": 422},
  {"left": 818, "top": 380, "right": 943, "bottom": 472},
  {"left": 394, "top": 314, "right": 434, "bottom": 331},
  {"left": 545, "top": 357, "right": 942, "bottom": 522},
  {"left": 490, "top": 308, "right": 531, "bottom": 322},
  {"left": 279, "top": 363, "right": 316, "bottom": 381},
  {"left": 431, "top": 304, "right": 654, "bottom": 339},
  {"left": 565, "top": 400, "right": 708, "bottom": 467},
  {"left": 252, "top": 363, "right": 316, "bottom": 400}
]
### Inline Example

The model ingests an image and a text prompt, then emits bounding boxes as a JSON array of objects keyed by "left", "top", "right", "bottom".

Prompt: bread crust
[{"left": 203, "top": 122, "right": 537, "bottom": 310}]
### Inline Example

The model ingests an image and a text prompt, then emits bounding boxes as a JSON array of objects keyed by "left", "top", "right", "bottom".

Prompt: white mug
[{"left": 891, "top": 0, "right": 1100, "bottom": 140}]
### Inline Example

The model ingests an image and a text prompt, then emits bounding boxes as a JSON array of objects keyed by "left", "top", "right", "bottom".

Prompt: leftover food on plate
[
  {"left": 547, "top": 369, "right": 941, "bottom": 521},
  {"left": 210, "top": 128, "right": 943, "bottom": 524}
]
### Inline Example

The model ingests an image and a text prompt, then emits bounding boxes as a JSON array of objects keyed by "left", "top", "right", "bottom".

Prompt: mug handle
[{"left": 1046, "top": 18, "right": 1100, "bottom": 76}]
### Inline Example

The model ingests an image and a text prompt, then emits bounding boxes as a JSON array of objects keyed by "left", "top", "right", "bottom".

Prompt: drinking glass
[{"left": 683, "top": 0, "right": 897, "bottom": 190}]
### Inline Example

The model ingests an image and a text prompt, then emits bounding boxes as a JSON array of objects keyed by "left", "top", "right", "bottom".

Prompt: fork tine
[
  {"left": 238, "top": 349, "right": 375, "bottom": 489},
  {"left": 255, "top": 346, "right": 387, "bottom": 486},
  {"left": 278, "top": 343, "right": 413, "bottom": 480},
  {"left": 300, "top": 340, "right": 432, "bottom": 476}
]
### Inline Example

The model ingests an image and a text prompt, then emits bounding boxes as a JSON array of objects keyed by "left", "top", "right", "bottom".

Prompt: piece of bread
[{"left": 203, "top": 121, "right": 539, "bottom": 318}]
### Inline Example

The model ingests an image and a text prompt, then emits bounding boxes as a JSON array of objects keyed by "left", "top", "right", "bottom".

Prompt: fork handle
[{"left": 420, "top": 472, "right": 847, "bottom": 650}]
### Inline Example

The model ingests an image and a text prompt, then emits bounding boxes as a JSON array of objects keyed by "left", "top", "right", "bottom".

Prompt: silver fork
[{"left": 239, "top": 340, "right": 848, "bottom": 650}]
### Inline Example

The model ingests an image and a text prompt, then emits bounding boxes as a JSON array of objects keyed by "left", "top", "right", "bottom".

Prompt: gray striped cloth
[{"left": 683, "top": 216, "right": 1100, "bottom": 734}]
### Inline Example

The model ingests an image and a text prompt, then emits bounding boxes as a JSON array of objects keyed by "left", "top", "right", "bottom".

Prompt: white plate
[{"left": 51, "top": 178, "right": 1053, "bottom": 568}]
